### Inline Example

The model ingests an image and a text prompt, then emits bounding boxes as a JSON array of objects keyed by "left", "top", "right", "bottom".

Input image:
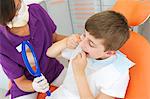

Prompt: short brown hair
[
  {"left": 0, "top": 0, "right": 16, "bottom": 25},
  {"left": 85, "top": 11, "right": 129, "bottom": 51}
]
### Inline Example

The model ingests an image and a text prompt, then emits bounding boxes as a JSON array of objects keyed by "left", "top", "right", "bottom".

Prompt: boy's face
[{"left": 79, "top": 31, "right": 113, "bottom": 59}]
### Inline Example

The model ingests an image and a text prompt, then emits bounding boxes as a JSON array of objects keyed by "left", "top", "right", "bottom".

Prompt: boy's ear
[{"left": 105, "top": 50, "right": 116, "bottom": 56}]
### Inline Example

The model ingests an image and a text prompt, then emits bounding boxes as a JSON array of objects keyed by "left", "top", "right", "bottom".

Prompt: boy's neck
[
  {"left": 96, "top": 50, "right": 116, "bottom": 60},
  {"left": 96, "top": 56, "right": 110, "bottom": 60}
]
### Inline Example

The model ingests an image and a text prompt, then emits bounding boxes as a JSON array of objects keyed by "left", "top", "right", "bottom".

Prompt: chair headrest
[{"left": 112, "top": 0, "right": 150, "bottom": 26}]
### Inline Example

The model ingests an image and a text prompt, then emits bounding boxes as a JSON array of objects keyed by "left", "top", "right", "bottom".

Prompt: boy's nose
[{"left": 79, "top": 41, "right": 87, "bottom": 51}]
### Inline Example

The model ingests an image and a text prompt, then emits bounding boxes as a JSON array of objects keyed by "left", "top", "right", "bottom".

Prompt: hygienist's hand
[
  {"left": 32, "top": 74, "right": 49, "bottom": 93},
  {"left": 66, "top": 34, "right": 81, "bottom": 49},
  {"left": 72, "top": 51, "right": 87, "bottom": 75}
]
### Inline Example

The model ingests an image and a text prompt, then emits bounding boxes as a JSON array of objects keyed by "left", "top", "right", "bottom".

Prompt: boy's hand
[
  {"left": 32, "top": 74, "right": 49, "bottom": 93},
  {"left": 66, "top": 34, "right": 81, "bottom": 49},
  {"left": 72, "top": 51, "right": 87, "bottom": 75}
]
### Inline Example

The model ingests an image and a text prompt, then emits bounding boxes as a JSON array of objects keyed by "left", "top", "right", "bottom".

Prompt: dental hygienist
[{"left": 0, "top": 0, "right": 67, "bottom": 98}]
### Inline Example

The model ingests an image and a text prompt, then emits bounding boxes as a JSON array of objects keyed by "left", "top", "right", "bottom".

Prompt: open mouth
[
  {"left": 85, "top": 52, "right": 88, "bottom": 55},
  {"left": 83, "top": 51, "right": 89, "bottom": 56}
]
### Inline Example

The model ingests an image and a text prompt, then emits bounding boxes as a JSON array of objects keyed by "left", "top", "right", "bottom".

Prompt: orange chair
[
  {"left": 112, "top": 0, "right": 150, "bottom": 26},
  {"left": 112, "top": 0, "right": 150, "bottom": 99},
  {"left": 37, "top": 85, "right": 58, "bottom": 99}
]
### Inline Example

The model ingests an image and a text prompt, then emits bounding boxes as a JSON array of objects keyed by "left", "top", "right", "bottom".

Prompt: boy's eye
[{"left": 89, "top": 41, "right": 95, "bottom": 47}]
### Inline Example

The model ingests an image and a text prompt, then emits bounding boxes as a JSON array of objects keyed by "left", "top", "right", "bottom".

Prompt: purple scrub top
[{"left": 0, "top": 4, "right": 64, "bottom": 98}]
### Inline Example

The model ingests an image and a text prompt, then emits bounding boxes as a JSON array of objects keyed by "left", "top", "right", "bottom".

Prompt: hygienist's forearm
[
  {"left": 53, "top": 33, "right": 67, "bottom": 42},
  {"left": 14, "top": 75, "right": 35, "bottom": 92},
  {"left": 46, "top": 38, "right": 67, "bottom": 58},
  {"left": 18, "top": 80, "right": 35, "bottom": 92},
  {"left": 74, "top": 72, "right": 95, "bottom": 99}
]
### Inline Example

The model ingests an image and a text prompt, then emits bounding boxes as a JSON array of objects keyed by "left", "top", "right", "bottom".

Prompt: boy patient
[{"left": 46, "top": 11, "right": 135, "bottom": 99}]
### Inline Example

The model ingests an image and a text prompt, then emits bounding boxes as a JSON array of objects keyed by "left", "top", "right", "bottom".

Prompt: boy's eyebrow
[{"left": 85, "top": 33, "right": 97, "bottom": 46}]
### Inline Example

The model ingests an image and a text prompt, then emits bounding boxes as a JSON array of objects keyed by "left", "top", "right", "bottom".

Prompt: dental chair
[
  {"left": 37, "top": 0, "right": 150, "bottom": 99},
  {"left": 112, "top": 0, "right": 150, "bottom": 99}
]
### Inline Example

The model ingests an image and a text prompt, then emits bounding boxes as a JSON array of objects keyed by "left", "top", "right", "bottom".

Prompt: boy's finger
[
  {"left": 71, "top": 41, "right": 78, "bottom": 46},
  {"left": 81, "top": 52, "right": 87, "bottom": 61},
  {"left": 74, "top": 53, "right": 81, "bottom": 60},
  {"left": 81, "top": 51, "right": 86, "bottom": 58},
  {"left": 75, "top": 36, "right": 81, "bottom": 42}
]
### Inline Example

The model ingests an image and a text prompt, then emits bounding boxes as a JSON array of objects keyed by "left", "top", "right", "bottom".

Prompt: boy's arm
[
  {"left": 47, "top": 34, "right": 80, "bottom": 58},
  {"left": 74, "top": 72, "right": 114, "bottom": 99},
  {"left": 46, "top": 38, "right": 67, "bottom": 58},
  {"left": 72, "top": 52, "right": 114, "bottom": 99}
]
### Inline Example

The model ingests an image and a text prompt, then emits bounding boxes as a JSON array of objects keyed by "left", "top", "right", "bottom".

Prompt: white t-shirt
[{"left": 46, "top": 46, "right": 135, "bottom": 99}]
